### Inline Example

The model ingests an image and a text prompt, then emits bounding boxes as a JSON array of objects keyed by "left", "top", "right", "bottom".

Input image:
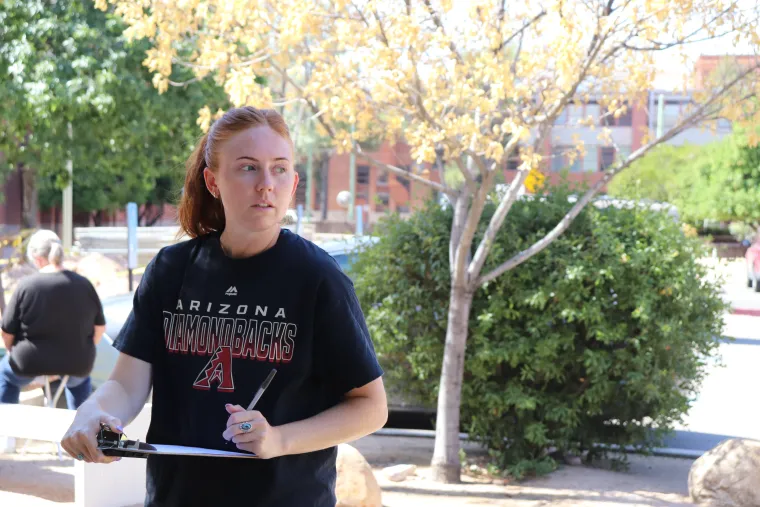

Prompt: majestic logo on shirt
[
  {"left": 193, "top": 346, "right": 235, "bottom": 391},
  {"left": 225, "top": 286, "right": 238, "bottom": 296}
]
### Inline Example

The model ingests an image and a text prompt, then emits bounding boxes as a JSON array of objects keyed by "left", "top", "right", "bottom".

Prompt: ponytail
[
  {"left": 177, "top": 133, "right": 225, "bottom": 239},
  {"left": 48, "top": 242, "right": 64, "bottom": 266}
]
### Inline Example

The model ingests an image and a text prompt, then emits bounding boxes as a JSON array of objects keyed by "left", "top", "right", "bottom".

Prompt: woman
[
  {"left": 61, "top": 106, "right": 388, "bottom": 506},
  {"left": 1, "top": 229, "right": 105, "bottom": 409}
]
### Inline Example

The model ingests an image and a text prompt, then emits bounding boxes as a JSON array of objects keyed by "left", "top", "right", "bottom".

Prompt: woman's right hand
[{"left": 61, "top": 407, "right": 124, "bottom": 464}]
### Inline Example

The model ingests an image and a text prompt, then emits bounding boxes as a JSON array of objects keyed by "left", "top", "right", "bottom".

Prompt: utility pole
[
  {"left": 656, "top": 93, "right": 665, "bottom": 139},
  {"left": 62, "top": 122, "right": 73, "bottom": 252},
  {"left": 306, "top": 146, "right": 313, "bottom": 220},
  {"left": 348, "top": 124, "right": 355, "bottom": 221}
]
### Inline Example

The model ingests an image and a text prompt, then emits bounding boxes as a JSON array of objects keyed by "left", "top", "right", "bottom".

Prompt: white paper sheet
[
  {"left": 110, "top": 444, "right": 257, "bottom": 458},
  {"left": 148, "top": 444, "right": 257, "bottom": 458}
]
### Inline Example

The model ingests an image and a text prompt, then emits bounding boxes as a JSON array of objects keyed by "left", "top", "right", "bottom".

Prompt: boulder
[
  {"left": 689, "top": 438, "right": 760, "bottom": 506},
  {"left": 336, "top": 443, "right": 382, "bottom": 507},
  {"left": 71, "top": 252, "right": 124, "bottom": 287},
  {"left": 383, "top": 463, "right": 417, "bottom": 482}
]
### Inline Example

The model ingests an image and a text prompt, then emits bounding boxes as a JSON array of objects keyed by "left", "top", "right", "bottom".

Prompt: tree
[
  {"left": 97, "top": 0, "right": 760, "bottom": 482},
  {"left": 0, "top": 0, "right": 229, "bottom": 223},
  {"left": 351, "top": 191, "right": 726, "bottom": 476},
  {"left": 609, "top": 127, "right": 760, "bottom": 228}
]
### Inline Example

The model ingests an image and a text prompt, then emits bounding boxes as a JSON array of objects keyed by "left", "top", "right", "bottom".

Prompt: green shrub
[{"left": 351, "top": 187, "right": 727, "bottom": 476}]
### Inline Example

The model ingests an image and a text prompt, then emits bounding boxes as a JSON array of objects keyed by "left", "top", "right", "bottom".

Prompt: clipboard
[{"left": 97, "top": 424, "right": 257, "bottom": 459}]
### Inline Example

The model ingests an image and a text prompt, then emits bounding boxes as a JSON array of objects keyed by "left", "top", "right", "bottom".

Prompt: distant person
[{"left": 0, "top": 229, "right": 106, "bottom": 408}]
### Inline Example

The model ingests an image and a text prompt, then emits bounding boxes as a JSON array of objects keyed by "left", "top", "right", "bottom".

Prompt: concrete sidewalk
[{"left": 1, "top": 435, "right": 695, "bottom": 507}]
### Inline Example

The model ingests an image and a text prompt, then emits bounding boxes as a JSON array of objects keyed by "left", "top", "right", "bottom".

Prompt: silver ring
[{"left": 239, "top": 422, "right": 252, "bottom": 432}]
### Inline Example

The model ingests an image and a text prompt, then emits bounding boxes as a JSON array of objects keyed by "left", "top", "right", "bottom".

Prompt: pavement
[
  {"left": 659, "top": 258, "right": 760, "bottom": 455},
  {"left": 1, "top": 435, "right": 695, "bottom": 507}
]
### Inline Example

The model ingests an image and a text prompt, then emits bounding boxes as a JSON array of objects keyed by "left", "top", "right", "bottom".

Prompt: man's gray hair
[{"left": 27, "top": 229, "right": 64, "bottom": 266}]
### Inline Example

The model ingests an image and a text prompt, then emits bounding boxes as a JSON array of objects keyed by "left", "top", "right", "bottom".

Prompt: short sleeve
[
  {"left": 85, "top": 279, "right": 106, "bottom": 326},
  {"left": 313, "top": 266, "right": 384, "bottom": 396},
  {"left": 112, "top": 251, "right": 164, "bottom": 364},
  {"left": 1, "top": 286, "right": 24, "bottom": 335}
]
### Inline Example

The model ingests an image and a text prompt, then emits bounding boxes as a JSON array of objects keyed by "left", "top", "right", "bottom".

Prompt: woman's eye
[
  {"left": 242, "top": 165, "right": 258, "bottom": 171},
  {"left": 275, "top": 166, "right": 287, "bottom": 174}
]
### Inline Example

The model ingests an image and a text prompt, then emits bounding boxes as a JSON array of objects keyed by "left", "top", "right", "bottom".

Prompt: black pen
[{"left": 246, "top": 368, "right": 277, "bottom": 411}]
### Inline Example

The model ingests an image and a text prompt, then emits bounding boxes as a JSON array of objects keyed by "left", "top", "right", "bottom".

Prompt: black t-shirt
[
  {"left": 113, "top": 229, "right": 384, "bottom": 507},
  {"left": 1, "top": 270, "right": 106, "bottom": 377}
]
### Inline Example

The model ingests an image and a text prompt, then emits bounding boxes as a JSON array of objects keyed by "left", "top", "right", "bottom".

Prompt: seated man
[{"left": 0, "top": 229, "right": 105, "bottom": 409}]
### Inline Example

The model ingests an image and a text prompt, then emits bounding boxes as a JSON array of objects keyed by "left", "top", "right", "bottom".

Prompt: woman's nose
[{"left": 255, "top": 168, "right": 275, "bottom": 191}]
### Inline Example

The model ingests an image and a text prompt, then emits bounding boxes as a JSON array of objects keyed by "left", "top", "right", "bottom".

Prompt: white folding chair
[{"left": 41, "top": 375, "right": 70, "bottom": 460}]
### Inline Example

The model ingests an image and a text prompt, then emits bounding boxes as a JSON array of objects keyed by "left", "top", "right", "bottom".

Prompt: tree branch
[
  {"left": 466, "top": 136, "right": 525, "bottom": 283},
  {"left": 494, "top": 9, "right": 547, "bottom": 55},
  {"left": 423, "top": 0, "right": 464, "bottom": 65},
  {"left": 454, "top": 168, "right": 498, "bottom": 285},
  {"left": 622, "top": 2, "right": 746, "bottom": 51},
  {"left": 171, "top": 51, "right": 270, "bottom": 71},
  {"left": 449, "top": 192, "right": 469, "bottom": 277},
  {"left": 355, "top": 150, "right": 455, "bottom": 197},
  {"left": 454, "top": 156, "right": 477, "bottom": 190},
  {"left": 267, "top": 58, "right": 335, "bottom": 138},
  {"left": 478, "top": 62, "right": 760, "bottom": 286}
]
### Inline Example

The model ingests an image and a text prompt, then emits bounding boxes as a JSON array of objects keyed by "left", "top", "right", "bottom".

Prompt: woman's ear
[
  {"left": 291, "top": 171, "right": 300, "bottom": 197},
  {"left": 203, "top": 167, "right": 218, "bottom": 197}
]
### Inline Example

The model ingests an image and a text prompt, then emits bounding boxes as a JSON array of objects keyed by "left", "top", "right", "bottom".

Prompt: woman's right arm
[{"left": 61, "top": 352, "right": 152, "bottom": 463}]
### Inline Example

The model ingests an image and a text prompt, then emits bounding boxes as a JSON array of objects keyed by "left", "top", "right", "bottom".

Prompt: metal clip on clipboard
[{"left": 97, "top": 424, "right": 156, "bottom": 459}]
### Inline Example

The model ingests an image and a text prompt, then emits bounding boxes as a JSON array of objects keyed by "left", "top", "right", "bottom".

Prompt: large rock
[
  {"left": 689, "top": 438, "right": 760, "bottom": 506},
  {"left": 336, "top": 443, "right": 382, "bottom": 507}
]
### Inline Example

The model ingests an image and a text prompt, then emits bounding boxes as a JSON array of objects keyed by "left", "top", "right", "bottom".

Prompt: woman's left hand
[{"left": 223, "top": 404, "right": 285, "bottom": 459}]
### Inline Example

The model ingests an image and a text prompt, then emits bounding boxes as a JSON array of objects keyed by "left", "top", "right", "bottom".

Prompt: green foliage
[
  {"left": 351, "top": 189, "right": 727, "bottom": 476},
  {"left": 0, "top": 0, "right": 229, "bottom": 214},
  {"left": 608, "top": 130, "right": 760, "bottom": 227}
]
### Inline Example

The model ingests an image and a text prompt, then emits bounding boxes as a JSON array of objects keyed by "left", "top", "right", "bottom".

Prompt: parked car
[
  {"left": 89, "top": 235, "right": 433, "bottom": 428},
  {"left": 746, "top": 234, "right": 760, "bottom": 292}
]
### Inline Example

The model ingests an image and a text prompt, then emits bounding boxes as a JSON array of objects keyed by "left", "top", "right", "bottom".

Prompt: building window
[
  {"left": 551, "top": 146, "right": 565, "bottom": 172},
  {"left": 554, "top": 109, "right": 568, "bottom": 125},
  {"left": 600, "top": 104, "right": 633, "bottom": 127},
  {"left": 377, "top": 166, "right": 388, "bottom": 185},
  {"left": 662, "top": 103, "right": 682, "bottom": 132},
  {"left": 375, "top": 192, "right": 389, "bottom": 211},
  {"left": 397, "top": 165, "right": 411, "bottom": 192},
  {"left": 583, "top": 146, "right": 598, "bottom": 173},
  {"left": 551, "top": 145, "right": 581, "bottom": 173},
  {"left": 357, "top": 164, "right": 370, "bottom": 185},
  {"left": 600, "top": 147, "right": 616, "bottom": 171},
  {"left": 585, "top": 104, "right": 600, "bottom": 125},
  {"left": 616, "top": 145, "right": 632, "bottom": 163}
]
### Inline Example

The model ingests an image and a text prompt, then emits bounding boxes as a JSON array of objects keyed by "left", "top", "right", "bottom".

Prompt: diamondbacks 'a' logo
[
  {"left": 225, "top": 286, "right": 238, "bottom": 296},
  {"left": 193, "top": 346, "right": 235, "bottom": 391}
]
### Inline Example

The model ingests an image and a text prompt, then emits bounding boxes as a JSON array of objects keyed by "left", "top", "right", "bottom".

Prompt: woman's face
[{"left": 204, "top": 126, "right": 299, "bottom": 234}]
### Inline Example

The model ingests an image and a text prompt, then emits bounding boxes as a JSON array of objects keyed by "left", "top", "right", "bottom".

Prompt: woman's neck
[
  {"left": 219, "top": 226, "right": 280, "bottom": 259},
  {"left": 39, "top": 264, "right": 62, "bottom": 273}
]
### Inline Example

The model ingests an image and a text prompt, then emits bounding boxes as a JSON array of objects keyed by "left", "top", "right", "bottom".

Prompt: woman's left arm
[{"left": 223, "top": 377, "right": 387, "bottom": 458}]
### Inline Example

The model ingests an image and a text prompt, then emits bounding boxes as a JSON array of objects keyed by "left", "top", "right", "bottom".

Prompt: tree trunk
[
  {"left": 431, "top": 282, "right": 474, "bottom": 483},
  {"left": 320, "top": 153, "right": 329, "bottom": 221},
  {"left": 20, "top": 164, "right": 38, "bottom": 229}
]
